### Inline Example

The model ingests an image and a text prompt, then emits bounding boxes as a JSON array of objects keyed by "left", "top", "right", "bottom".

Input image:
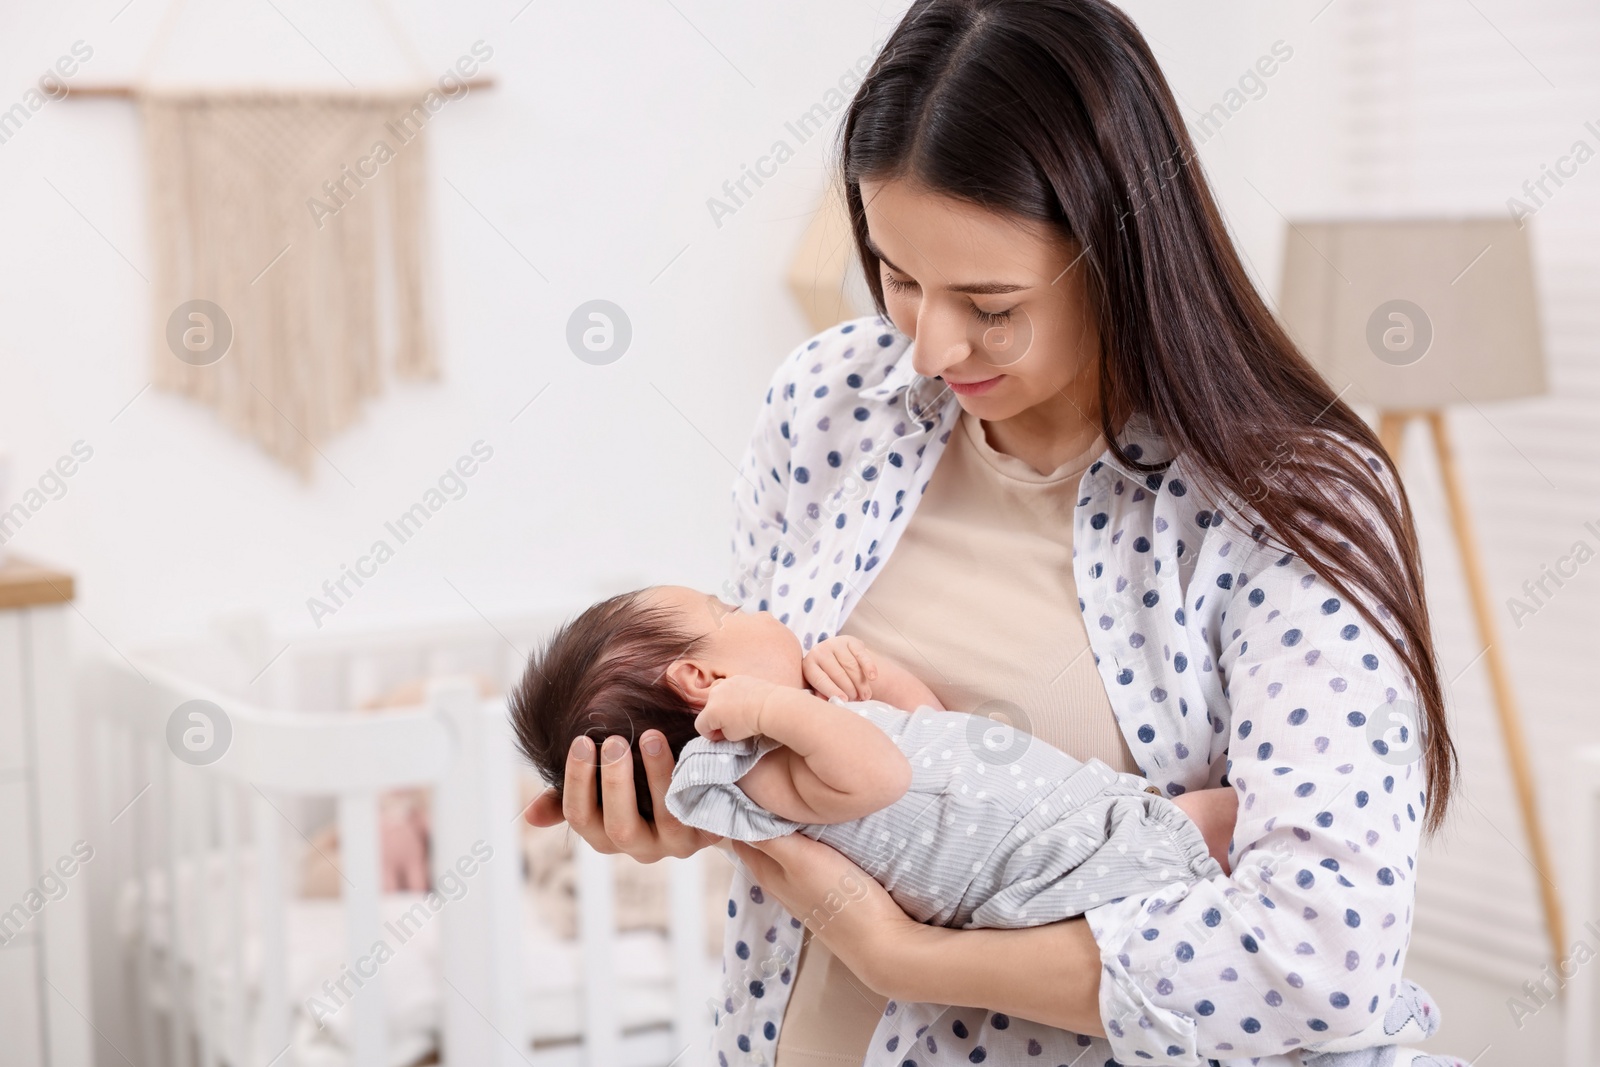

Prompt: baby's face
[{"left": 645, "top": 585, "right": 805, "bottom": 691}]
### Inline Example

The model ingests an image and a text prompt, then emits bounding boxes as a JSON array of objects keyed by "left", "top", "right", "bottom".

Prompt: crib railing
[
  {"left": 82, "top": 638, "right": 712, "bottom": 1067},
  {"left": 82, "top": 654, "right": 525, "bottom": 1067}
]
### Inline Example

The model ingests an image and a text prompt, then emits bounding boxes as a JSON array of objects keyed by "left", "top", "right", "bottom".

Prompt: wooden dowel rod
[
  {"left": 1426, "top": 408, "right": 1568, "bottom": 970},
  {"left": 62, "top": 76, "right": 496, "bottom": 99},
  {"left": 1377, "top": 411, "right": 1409, "bottom": 465}
]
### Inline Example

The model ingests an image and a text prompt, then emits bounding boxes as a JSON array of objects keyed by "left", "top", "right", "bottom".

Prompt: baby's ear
[{"left": 661, "top": 657, "right": 714, "bottom": 707}]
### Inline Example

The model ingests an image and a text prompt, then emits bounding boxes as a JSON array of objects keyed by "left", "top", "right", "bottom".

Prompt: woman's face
[{"left": 859, "top": 176, "right": 1102, "bottom": 426}]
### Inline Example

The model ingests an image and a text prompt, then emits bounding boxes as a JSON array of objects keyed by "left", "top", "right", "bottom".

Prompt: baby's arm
[
  {"left": 803, "top": 636, "right": 946, "bottom": 711},
  {"left": 703, "top": 678, "right": 912, "bottom": 825},
  {"left": 1170, "top": 785, "right": 1237, "bottom": 875}
]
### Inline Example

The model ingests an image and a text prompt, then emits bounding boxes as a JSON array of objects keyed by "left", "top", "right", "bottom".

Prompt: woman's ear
[{"left": 662, "top": 656, "right": 718, "bottom": 708}]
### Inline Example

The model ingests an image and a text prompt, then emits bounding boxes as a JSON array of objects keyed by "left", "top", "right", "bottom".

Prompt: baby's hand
[
  {"left": 802, "top": 636, "right": 877, "bottom": 701},
  {"left": 695, "top": 675, "right": 779, "bottom": 742}
]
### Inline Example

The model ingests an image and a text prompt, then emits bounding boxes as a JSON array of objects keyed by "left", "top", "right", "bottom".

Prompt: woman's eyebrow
[{"left": 865, "top": 236, "right": 1031, "bottom": 295}]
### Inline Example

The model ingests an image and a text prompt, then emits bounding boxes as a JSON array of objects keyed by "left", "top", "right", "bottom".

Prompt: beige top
[{"left": 772, "top": 408, "right": 1137, "bottom": 1065}]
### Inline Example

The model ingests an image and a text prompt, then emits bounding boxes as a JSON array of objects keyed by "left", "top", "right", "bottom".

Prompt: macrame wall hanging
[
  {"left": 144, "top": 91, "right": 438, "bottom": 477},
  {"left": 70, "top": 1, "right": 491, "bottom": 479}
]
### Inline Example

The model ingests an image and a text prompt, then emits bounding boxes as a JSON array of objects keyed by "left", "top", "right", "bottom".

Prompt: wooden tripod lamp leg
[
  {"left": 1377, "top": 411, "right": 1409, "bottom": 464},
  {"left": 1425, "top": 409, "right": 1568, "bottom": 970}
]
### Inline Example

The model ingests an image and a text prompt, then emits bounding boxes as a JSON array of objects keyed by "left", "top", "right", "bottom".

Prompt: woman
[{"left": 525, "top": 1, "right": 1471, "bottom": 1064}]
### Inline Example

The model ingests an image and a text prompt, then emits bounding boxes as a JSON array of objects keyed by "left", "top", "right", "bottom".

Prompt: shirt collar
[{"left": 856, "top": 335, "right": 922, "bottom": 402}]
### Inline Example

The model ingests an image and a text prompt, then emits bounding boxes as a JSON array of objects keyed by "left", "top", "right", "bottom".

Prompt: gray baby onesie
[
  {"left": 664, "top": 696, "right": 1221, "bottom": 929},
  {"left": 663, "top": 697, "right": 1224, "bottom": 1066}
]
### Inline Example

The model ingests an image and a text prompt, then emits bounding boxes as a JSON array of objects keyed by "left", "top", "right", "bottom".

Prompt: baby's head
[{"left": 509, "top": 585, "right": 803, "bottom": 820}]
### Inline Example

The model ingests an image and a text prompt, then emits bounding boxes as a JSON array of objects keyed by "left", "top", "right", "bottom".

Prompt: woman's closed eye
[
  {"left": 971, "top": 304, "right": 1013, "bottom": 326},
  {"left": 882, "top": 272, "right": 1015, "bottom": 325}
]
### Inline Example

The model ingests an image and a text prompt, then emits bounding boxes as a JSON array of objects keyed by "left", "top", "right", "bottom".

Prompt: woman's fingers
[
  {"left": 560, "top": 736, "right": 620, "bottom": 853},
  {"left": 639, "top": 729, "right": 713, "bottom": 857},
  {"left": 522, "top": 786, "right": 566, "bottom": 827},
  {"left": 554, "top": 732, "right": 717, "bottom": 862},
  {"left": 598, "top": 735, "right": 650, "bottom": 851},
  {"left": 638, "top": 729, "right": 676, "bottom": 807},
  {"left": 729, "top": 838, "right": 793, "bottom": 894},
  {"left": 731, "top": 834, "right": 829, "bottom": 906}
]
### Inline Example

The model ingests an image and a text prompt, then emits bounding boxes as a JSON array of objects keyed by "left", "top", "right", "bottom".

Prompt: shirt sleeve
[
  {"left": 724, "top": 340, "right": 802, "bottom": 610},
  {"left": 1081, "top": 508, "right": 1428, "bottom": 1062}
]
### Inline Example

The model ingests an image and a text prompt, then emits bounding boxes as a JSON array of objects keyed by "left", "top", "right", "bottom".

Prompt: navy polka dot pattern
[{"left": 711, "top": 317, "right": 1456, "bottom": 1067}]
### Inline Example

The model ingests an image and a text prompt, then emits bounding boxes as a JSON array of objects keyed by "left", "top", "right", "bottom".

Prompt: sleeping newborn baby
[{"left": 508, "top": 585, "right": 1442, "bottom": 1067}]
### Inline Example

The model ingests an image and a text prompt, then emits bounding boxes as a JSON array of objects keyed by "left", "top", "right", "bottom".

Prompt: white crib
[{"left": 79, "top": 611, "right": 715, "bottom": 1067}]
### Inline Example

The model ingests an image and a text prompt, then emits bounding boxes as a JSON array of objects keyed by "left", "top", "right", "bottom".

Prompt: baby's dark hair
[{"left": 509, "top": 588, "right": 707, "bottom": 821}]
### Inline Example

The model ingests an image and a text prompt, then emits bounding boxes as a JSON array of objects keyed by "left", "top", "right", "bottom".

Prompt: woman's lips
[{"left": 943, "top": 375, "right": 1002, "bottom": 396}]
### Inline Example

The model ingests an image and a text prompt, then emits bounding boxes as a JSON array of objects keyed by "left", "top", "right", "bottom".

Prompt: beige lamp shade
[{"left": 1277, "top": 218, "right": 1546, "bottom": 410}]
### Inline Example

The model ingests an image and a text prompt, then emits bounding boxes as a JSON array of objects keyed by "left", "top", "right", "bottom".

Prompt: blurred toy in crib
[{"left": 299, "top": 674, "right": 498, "bottom": 898}]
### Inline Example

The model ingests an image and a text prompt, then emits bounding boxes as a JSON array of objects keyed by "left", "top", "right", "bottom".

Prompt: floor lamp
[
  {"left": 1277, "top": 217, "right": 1563, "bottom": 969},
  {"left": 788, "top": 180, "right": 876, "bottom": 334}
]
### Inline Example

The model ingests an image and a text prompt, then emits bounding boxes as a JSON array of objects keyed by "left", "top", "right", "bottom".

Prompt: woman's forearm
[{"left": 866, "top": 915, "right": 1107, "bottom": 1037}]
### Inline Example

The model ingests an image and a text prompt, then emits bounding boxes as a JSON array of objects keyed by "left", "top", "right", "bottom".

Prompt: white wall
[
  {"left": 0, "top": 0, "right": 1342, "bottom": 656},
  {"left": 0, "top": 0, "right": 902, "bottom": 650}
]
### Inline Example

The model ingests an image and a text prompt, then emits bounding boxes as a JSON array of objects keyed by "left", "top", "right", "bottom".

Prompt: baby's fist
[
  {"left": 803, "top": 635, "right": 877, "bottom": 701},
  {"left": 695, "top": 675, "right": 779, "bottom": 742}
]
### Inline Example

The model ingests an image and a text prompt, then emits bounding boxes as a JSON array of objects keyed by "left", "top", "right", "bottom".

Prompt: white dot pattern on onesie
[{"left": 702, "top": 316, "right": 1464, "bottom": 1067}]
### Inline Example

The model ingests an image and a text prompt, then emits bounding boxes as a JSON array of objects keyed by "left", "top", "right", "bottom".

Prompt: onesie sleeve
[{"left": 663, "top": 734, "right": 807, "bottom": 842}]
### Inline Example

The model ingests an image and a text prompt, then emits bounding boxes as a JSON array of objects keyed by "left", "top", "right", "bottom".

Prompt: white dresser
[{"left": 0, "top": 556, "right": 93, "bottom": 1067}]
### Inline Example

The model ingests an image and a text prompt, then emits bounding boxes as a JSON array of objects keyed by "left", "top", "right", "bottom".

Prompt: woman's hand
[
  {"left": 732, "top": 835, "right": 1106, "bottom": 1035},
  {"left": 729, "top": 834, "right": 919, "bottom": 996},
  {"left": 521, "top": 730, "right": 723, "bottom": 862},
  {"left": 1170, "top": 785, "right": 1238, "bottom": 875}
]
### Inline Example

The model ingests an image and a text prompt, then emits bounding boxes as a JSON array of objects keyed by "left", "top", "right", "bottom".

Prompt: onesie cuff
[
  {"left": 663, "top": 733, "right": 805, "bottom": 842},
  {"left": 1141, "top": 790, "right": 1226, "bottom": 884}
]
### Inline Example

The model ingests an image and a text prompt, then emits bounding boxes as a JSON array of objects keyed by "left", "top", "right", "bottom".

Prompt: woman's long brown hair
[{"left": 835, "top": 0, "right": 1456, "bottom": 835}]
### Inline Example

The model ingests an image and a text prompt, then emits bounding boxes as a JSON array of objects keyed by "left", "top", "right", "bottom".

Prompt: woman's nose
[{"left": 909, "top": 309, "right": 974, "bottom": 379}]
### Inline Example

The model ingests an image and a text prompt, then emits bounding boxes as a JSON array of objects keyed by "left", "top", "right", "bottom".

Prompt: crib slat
[
  {"left": 576, "top": 842, "right": 620, "bottom": 1067},
  {"left": 482, "top": 697, "right": 526, "bottom": 1064},
  {"left": 188, "top": 774, "right": 218, "bottom": 1067},
  {"left": 133, "top": 737, "right": 162, "bottom": 1067},
  {"left": 252, "top": 789, "right": 290, "bottom": 1063},
  {"left": 432, "top": 681, "right": 526, "bottom": 1067},
  {"left": 338, "top": 791, "right": 385, "bottom": 1067},
  {"left": 668, "top": 853, "right": 710, "bottom": 1057},
  {"left": 160, "top": 751, "right": 194, "bottom": 1067},
  {"left": 218, "top": 785, "right": 247, "bottom": 1067},
  {"left": 91, "top": 714, "right": 129, "bottom": 1061}
]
